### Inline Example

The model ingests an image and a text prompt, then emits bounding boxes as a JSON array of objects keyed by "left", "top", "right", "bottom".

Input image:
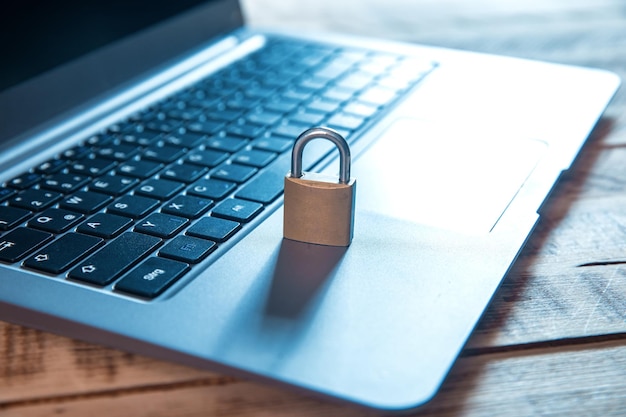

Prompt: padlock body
[{"left": 284, "top": 172, "right": 356, "bottom": 246}]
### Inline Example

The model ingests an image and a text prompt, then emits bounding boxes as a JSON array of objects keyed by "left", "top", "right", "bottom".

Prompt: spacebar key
[{"left": 69, "top": 232, "right": 162, "bottom": 286}]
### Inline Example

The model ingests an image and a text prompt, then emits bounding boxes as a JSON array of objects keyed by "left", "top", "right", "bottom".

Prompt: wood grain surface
[{"left": 2, "top": 0, "right": 625, "bottom": 415}]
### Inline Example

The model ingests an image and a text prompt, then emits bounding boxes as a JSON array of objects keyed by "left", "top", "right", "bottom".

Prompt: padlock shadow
[{"left": 264, "top": 238, "right": 347, "bottom": 319}]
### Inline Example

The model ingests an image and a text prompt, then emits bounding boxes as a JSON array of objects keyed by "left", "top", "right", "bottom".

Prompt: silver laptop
[{"left": 0, "top": 0, "right": 619, "bottom": 411}]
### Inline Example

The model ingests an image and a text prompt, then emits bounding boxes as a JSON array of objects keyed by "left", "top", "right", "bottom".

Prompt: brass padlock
[{"left": 283, "top": 127, "right": 356, "bottom": 246}]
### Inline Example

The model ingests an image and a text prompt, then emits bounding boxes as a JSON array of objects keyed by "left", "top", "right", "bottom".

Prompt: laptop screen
[
  {"left": 0, "top": 0, "right": 242, "bottom": 144},
  {"left": 1, "top": 0, "right": 224, "bottom": 92}
]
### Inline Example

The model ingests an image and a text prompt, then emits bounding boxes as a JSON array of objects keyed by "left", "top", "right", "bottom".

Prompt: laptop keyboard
[{"left": 0, "top": 37, "right": 436, "bottom": 299}]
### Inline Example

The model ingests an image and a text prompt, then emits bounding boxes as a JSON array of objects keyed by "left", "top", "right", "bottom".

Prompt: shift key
[
  {"left": 69, "top": 232, "right": 162, "bottom": 286},
  {"left": 24, "top": 233, "right": 103, "bottom": 274}
]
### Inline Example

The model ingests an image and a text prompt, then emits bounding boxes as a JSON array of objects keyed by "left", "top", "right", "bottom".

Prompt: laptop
[{"left": 0, "top": 0, "right": 619, "bottom": 411}]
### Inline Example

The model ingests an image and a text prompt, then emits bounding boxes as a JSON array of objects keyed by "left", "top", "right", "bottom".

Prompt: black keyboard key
[
  {"left": 0, "top": 188, "right": 16, "bottom": 203},
  {"left": 95, "top": 143, "right": 140, "bottom": 161},
  {"left": 281, "top": 87, "right": 313, "bottom": 102},
  {"left": 244, "top": 85, "right": 275, "bottom": 100},
  {"left": 297, "top": 76, "right": 328, "bottom": 91},
  {"left": 115, "top": 257, "right": 189, "bottom": 299},
  {"left": 335, "top": 49, "right": 370, "bottom": 63},
  {"left": 272, "top": 122, "right": 310, "bottom": 139},
  {"left": 89, "top": 175, "right": 138, "bottom": 196},
  {"left": 162, "top": 131, "right": 205, "bottom": 148},
  {"left": 144, "top": 119, "right": 181, "bottom": 134},
  {"left": 328, "top": 127, "right": 351, "bottom": 141},
  {"left": 212, "top": 163, "right": 257, "bottom": 183},
  {"left": 28, "top": 208, "right": 84, "bottom": 233},
  {"left": 188, "top": 95, "right": 222, "bottom": 110},
  {"left": 77, "top": 213, "right": 133, "bottom": 238},
  {"left": 322, "top": 86, "right": 355, "bottom": 102},
  {"left": 186, "top": 216, "right": 240, "bottom": 242},
  {"left": 0, "top": 228, "right": 53, "bottom": 263},
  {"left": 0, "top": 206, "right": 31, "bottom": 230},
  {"left": 35, "top": 159, "right": 67, "bottom": 175},
  {"left": 342, "top": 101, "right": 380, "bottom": 118},
  {"left": 261, "top": 71, "right": 294, "bottom": 89},
  {"left": 264, "top": 97, "right": 300, "bottom": 114},
  {"left": 186, "top": 120, "right": 225, "bottom": 135},
  {"left": 117, "top": 160, "right": 163, "bottom": 179},
  {"left": 226, "top": 96, "right": 260, "bottom": 111},
  {"left": 206, "top": 136, "right": 247, "bottom": 153},
  {"left": 245, "top": 110, "right": 282, "bottom": 126},
  {"left": 289, "top": 110, "right": 326, "bottom": 125},
  {"left": 185, "top": 149, "right": 228, "bottom": 168},
  {"left": 40, "top": 173, "right": 89, "bottom": 193},
  {"left": 358, "top": 55, "right": 397, "bottom": 75},
  {"left": 226, "top": 122, "right": 264, "bottom": 139},
  {"left": 206, "top": 109, "right": 242, "bottom": 123},
  {"left": 212, "top": 198, "right": 263, "bottom": 223},
  {"left": 69, "top": 232, "right": 162, "bottom": 286},
  {"left": 142, "top": 144, "right": 186, "bottom": 163},
  {"left": 162, "top": 195, "right": 213, "bottom": 219},
  {"left": 235, "top": 168, "right": 285, "bottom": 204},
  {"left": 188, "top": 178, "right": 236, "bottom": 200},
  {"left": 23, "top": 233, "right": 103, "bottom": 274},
  {"left": 313, "top": 63, "right": 352, "bottom": 81},
  {"left": 86, "top": 133, "right": 115, "bottom": 146},
  {"left": 107, "top": 195, "right": 159, "bottom": 219},
  {"left": 251, "top": 136, "right": 292, "bottom": 153},
  {"left": 7, "top": 172, "right": 41, "bottom": 190},
  {"left": 336, "top": 72, "right": 375, "bottom": 90},
  {"left": 161, "top": 164, "right": 208, "bottom": 183},
  {"left": 357, "top": 86, "right": 398, "bottom": 106},
  {"left": 70, "top": 157, "right": 117, "bottom": 176},
  {"left": 306, "top": 98, "right": 342, "bottom": 114},
  {"left": 134, "top": 213, "right": 188, "bottom": 238},
  {"left": 326, "top": 113, "right": 366, "bottom": 131},
  {"left": 166, "top": 107, "right": 201, "bottom": 121},
  {"left": 9, "top": 189, "right": 61, "bottom": 211},
  {"left": 232, "top": 149, "right": 276, "bottom": 168},
  {"left": 159, "top": 235, "right": 216, "bottom": 264},
  {"left": 119, "top": 131, "right": 161, "bottom": 146},
  {"left": 61, "top": 145, "right": 91, "bottom": 160},
  {"left": 135, "top": 178, "right": 184, "bottom": 200},
  {"left": 60, "top": 191, "right": 113, "bottom": 214}
]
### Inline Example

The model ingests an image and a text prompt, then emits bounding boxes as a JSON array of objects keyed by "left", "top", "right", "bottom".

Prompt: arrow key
[
  {"left": 23, "top": 233, "right": 103, "bottom": 274},
  {"left": 77, "top": 213, "right": 133, "bottom": 239}
]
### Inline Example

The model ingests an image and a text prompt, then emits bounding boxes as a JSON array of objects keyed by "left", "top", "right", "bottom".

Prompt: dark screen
[{"left": 1, "top": 0, "right": 211, "bottom": 91}]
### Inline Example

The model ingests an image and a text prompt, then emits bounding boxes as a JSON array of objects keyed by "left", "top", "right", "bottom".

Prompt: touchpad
[{"left": 353, "top": 118, "right": 547, "bottom": 233}]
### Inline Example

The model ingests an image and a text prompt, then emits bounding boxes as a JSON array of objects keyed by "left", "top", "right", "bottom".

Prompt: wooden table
[{"left": 2, "top": 1, "right": 625, "bottom": 415}]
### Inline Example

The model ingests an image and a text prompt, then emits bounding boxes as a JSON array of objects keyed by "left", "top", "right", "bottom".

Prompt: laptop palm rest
[
  {"left": 355, "top": 118, "right": 547, "bottom": 233},
  {"left": 189, "top": 117, "right": 549, "bottom": 408}
]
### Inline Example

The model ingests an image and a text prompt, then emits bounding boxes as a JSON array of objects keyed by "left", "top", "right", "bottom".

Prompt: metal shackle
[{"left": 290, "top": 127, "right": 351, "bottom": 184}]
